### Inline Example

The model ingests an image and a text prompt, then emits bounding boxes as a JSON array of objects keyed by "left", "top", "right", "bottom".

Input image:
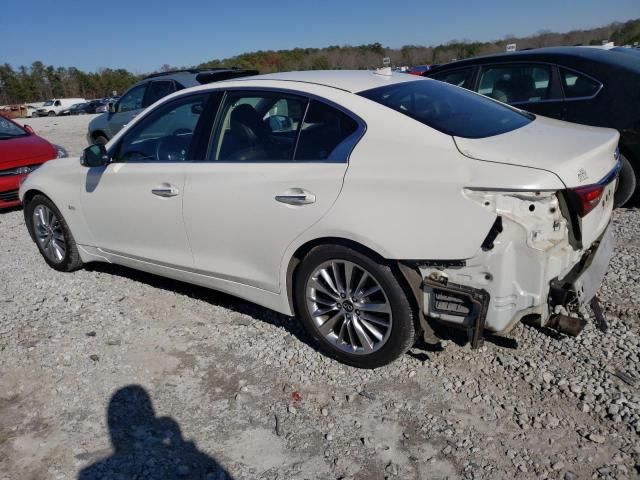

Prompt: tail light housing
[{"left": 568, "top": 184, "right": 605, "bottom": 217}]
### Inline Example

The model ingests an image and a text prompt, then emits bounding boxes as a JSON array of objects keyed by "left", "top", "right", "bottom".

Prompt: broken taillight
[{"left": 568, "top": 184, "right": 604, "bottom": 217}]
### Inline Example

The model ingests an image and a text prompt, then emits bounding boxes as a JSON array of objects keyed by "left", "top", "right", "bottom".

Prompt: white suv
[{"left": 20, "top": 70, "right": 619, "bottom": 368}]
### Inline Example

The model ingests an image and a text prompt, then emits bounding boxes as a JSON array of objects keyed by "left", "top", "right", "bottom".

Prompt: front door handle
[
  {"left": 275, "top": 188, "right": 316, "bottom": 205},
  {"left": 151, "top": 184, "right": 179, "bottom": 197}
]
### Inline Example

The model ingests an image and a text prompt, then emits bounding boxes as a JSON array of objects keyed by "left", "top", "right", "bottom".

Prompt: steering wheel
[{"left": 155, "top": 134, "right": 189, "bottom": 162}]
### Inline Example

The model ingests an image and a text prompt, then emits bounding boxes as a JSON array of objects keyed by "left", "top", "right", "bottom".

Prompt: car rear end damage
[{"left": 414, "top": 160, "right": 619, "bottom": 344}]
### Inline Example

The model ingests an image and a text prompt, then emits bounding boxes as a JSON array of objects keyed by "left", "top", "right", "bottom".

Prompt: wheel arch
[
  {"left": 284, "top": 236, "right": 419, "bottom": 318},
  {"left": 91, "top": 130, "right": 109, "bottom": 142},
  {"left": 22, "top": 189, "right": 53, "bottom": 241}
]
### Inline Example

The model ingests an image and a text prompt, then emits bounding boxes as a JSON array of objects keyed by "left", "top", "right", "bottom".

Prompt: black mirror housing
[{"left": 81, "top": 144, "right": 110, "bottom": 167}]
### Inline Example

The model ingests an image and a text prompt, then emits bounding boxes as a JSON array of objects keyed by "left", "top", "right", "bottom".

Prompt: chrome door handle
[
  {"left": 275, "top": 188, "right": 316, "bottom": 205},
  {"left": 151, "top": 184, "right": 179, "bottom": 197}
]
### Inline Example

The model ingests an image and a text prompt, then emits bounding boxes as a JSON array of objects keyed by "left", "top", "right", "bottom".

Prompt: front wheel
[
  {"left": 47, "top": 111, "right": 56, "bottom": 117},
  {"left": 294, "top": 244, "right": 417, "bottom": 368},
  {"left": 26, "top": 195, "right": 83, "bottom": 272}
]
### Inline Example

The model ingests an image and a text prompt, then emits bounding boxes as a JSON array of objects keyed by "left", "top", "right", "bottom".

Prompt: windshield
[
  {"left": 43, "top": 100, "right": 54, "bottom": 106},
  {"left": 0, "top": 116, "right": 27, "bottom": 139},
  {"left": 359, "top": 79, "right": 533, "bottom": 139}
]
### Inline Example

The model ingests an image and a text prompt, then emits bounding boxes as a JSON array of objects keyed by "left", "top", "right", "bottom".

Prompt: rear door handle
[
  {"left": 275, "top": 188, "right": 316, "bottom": 205},
  {"left": 151, "top": 184, "right": 180, "bottom": 197}
]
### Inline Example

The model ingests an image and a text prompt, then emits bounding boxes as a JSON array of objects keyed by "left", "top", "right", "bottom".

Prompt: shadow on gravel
[
  {"left": 78, "top": 385, "right": 232, "bottom": 480},
  {"left": 85, "top": 262, "right": 320, "bottom": 353},
  {"left": 0, "top": 206, "right": 22, "bottom": 215}
]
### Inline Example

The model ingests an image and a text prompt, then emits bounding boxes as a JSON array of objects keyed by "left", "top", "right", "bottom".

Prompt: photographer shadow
[{"left": 78, "top": 385, "right": 232, "bottom": 480}]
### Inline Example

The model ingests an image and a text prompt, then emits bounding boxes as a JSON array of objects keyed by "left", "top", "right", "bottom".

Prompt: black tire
[
  {"left": 614, "top": 153, "right": 636, "bottom": 207},
  {"left": 47, "top": 111, "right": 56, "bottom": 117},
  {"left": 25, "top": 195, "right": 83, "bottom": 272},
  {"left": 93, "top": 134, "right": 109, "bottom": 145},
  {"left": 294, "top": 244, "right": 417, "bottom": 369}
]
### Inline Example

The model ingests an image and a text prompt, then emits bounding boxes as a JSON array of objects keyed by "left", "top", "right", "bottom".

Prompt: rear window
[{"left": 359, "top": 79, "right": 533, "bottom": 139}]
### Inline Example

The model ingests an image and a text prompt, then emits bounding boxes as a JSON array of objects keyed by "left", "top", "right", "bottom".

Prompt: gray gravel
[{"left": 1, "top": 119, "right": 639, "bottom": 479}]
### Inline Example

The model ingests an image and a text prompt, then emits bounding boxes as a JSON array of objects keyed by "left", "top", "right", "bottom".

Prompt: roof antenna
[{"left": 374, "top": 57, "right": 393, "bottom": 76}]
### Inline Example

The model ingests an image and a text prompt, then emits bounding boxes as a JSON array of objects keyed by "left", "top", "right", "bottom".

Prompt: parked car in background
[
  {"left": 424, "top": 46, "right": 640, "bottom": 206},
  {"left": 87, "top": 68, "right": 257, "bottom": 144},
  {"left": 406, "top": 65, "right": 434, "bottom": 75},
  {"left": 23, "top": 71, "right": 618, "bottom": 368},
  {"left": 0, "top": 116, "right": 67, "bottom": 209},
  {"left": 60, "top": 100, "right": 107, "bottom": 116},
  {"left": 35, "top": 98, "right": 87, "bottom": 117}
]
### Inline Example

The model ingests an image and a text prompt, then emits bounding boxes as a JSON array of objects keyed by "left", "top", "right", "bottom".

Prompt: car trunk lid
[{"left": 454, "top": 115, "right": 620, "bottom": 189}]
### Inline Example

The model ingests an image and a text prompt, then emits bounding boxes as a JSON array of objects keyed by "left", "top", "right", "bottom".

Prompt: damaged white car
[{"left": 20, "top": 70, "right": 619, "bottom": 368}]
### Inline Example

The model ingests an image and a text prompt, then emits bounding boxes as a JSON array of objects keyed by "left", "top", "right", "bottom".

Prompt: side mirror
[
  {"left": 108, "top": 102, "right": 115, "bottom": 113},
  {"left": 81, "top": 144, "right": 110, "bottom": 167},
  {"left": 23, "top": 125, "right": 35, "bottom": 134}
]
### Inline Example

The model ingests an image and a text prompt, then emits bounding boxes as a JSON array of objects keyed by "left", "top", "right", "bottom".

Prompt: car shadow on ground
[
  {"left": 0, "top": 206, "right": 22, "bottom": 215},
  {"left": 78, "top": 384, "right": 233, "bottom": 479}
]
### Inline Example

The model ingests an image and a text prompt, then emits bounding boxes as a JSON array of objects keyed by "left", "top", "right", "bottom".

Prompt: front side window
[
  {"left": 145, "top": 81, "right": 176, "bottom": 107},
  {"left": 54, "top": 100, "right": 61, "bottom": 106},
  {"left": 116, "top": 84, "right": 147, "bottom": 113},
  {"left": 431, "top": 68, "right": 472, "bottom": 88},
  {"left": 560, "top": 68, "right": 601, "bottom": 99},
  {"left": 116, "top": 93, "right": 208, "bottom": 162},
  {"left": 212, "top": 92, "right": 306, "bottom": 161},
  {"left": 294, "top": 100, "right": 359, "bottom": 161},
  {"left": 0, "top": 117, "right": 27, "bottom": 138},
  {"left": 359, "top": 79, "right": 533, "bottom": 139},
  {"left": 477, "top": 64, "right": 552, "bottom": 104}
]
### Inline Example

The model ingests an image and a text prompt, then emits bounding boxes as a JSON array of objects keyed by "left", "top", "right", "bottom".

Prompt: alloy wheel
[
  {"left": 305, "top": 260, "right": 393, "bottom": 355},
  {"left": 33, "top": 205, "right": 66, "bottom": 263}
]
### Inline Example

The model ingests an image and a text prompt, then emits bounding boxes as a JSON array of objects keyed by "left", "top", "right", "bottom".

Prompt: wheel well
[
  {"left": 92, "top": 130, "right": 108, "bottom": 141},
  {"left": 21, "top": 189, "right": 48, "bottom": 241},
  {"left": 285, "top": 237, "right": 419, "bottom": 319}
]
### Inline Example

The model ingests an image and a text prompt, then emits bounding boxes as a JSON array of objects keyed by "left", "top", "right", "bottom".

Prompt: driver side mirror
[
  {"left": 23, "top": 125, "right": 35, "bottom": 134},
  {"left": 81, "top": 144, "right": 110, "bottom": 167},
  {"left": 108, "top": 102, "right": 115, "bottom": 113}
]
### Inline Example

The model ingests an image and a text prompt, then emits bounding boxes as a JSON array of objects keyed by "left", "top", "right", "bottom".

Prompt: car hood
[
  {"left": 0, "top": 134, "right": 56, "bottom": 167},
  {"left": 454, "top": 115, "right": 620, "bottom": 188}
]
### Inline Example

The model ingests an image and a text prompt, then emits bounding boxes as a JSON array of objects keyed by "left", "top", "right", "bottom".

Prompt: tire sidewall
[
  {"left": 294, "top": 245, "right": 415, "bottom": 369},
  {"left": 614, "top": 153, "right": 636, "bottom": 208}
]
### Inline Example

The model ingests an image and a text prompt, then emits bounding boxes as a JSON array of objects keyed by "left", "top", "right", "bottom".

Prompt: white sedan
[{"left": 20, "top": 70, "right": 619, "bottom": 368}]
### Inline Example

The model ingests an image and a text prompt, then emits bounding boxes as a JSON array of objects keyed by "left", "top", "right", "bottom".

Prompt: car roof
[
  {"left": 229, "top": 69, "right": 421, "bottom": 93},
  {"left": 428, "top": 46, "right": 640, "bottom": 75},
  {"left": 138, "top": 68, "right": 259, "bottom": 88}
]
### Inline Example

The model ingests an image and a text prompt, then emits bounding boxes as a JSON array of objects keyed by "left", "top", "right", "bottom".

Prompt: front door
[
  {"left": 107, "top": 83, "right": 148, "bottom": 138},
  {"left": 183, "top": 91, "right": 362, "bottom": 293},
  {"left": 81, "top": 92, "right": 211, "bottom": 267}
]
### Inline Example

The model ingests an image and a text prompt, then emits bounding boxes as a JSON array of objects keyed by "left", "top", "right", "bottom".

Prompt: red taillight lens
[{"left": 570, "top": 184, "right": 604, "bottom": 217}]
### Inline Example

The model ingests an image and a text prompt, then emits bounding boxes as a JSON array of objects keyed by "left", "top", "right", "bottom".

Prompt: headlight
[
  {"left": 54, "top": 144, "right": 68, "bottom": 158},
  {"left": 0, "top": 165, "right": 40, "bottom": 176}
]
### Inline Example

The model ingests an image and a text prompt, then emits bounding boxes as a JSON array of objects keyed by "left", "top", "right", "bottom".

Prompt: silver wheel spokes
[
  {"left": 306, "top": 260, "right": 392, "bottom": 355},
  {"left": 33, "top": 205, "right": 66, "bottom": 263}
]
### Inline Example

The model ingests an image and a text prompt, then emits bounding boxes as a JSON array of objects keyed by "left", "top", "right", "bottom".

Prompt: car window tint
[
  {"left": 477, "top": 64, "right": 552, "bottom": 103},
  {"left": 431, "top": 68, "right": 472, "bottom": 87},
  {"left": 117, "top": 94, "right": 208, "bottom": 163},
  {"left": 116, "top": 84, "right": 147, "bottom": 113},
  {"left": 212, "top": 92, "right": 306, "bottom": 161},
  {"left": 0, "top": 116, "right": 26, "bottom": 137},
  {"left": 359, "top": 79, "right": 532, "bottom": 139},
  {"left": 145, "top": 81, "right": 176, "bottom": 106},
  {"left": 294, "top": 100, "right": 359, "bottom": 161},
  {"left": 560, "top": 68, "right": 601, "bottom": 98}
]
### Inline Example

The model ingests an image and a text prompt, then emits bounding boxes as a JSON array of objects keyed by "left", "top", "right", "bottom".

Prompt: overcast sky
[{"left": 4, "top": 0, "right": 639, "bottom": 72}]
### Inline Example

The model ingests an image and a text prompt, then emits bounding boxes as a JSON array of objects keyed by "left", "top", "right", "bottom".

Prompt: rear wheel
[
  {"left": 294, "top": 244, "right": 417, "bottom": 368},
  {"left": 26, "top": 195, "right": 83, "bottom": 272},
  {"left": 614, "top": 153, "right": 636, "bottom": 207}
]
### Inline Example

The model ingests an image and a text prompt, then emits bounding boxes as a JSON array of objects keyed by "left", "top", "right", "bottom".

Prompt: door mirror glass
[{"left": 81, "top": 144, "right": 110, "bottom": 167}]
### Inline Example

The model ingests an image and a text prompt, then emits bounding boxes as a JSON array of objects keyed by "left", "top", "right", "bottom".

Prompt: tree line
[{"left": 2, "top": 18, "right": 638, "bottom": 105}]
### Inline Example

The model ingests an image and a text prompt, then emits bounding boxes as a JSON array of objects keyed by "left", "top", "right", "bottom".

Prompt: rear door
[
  {"left": 182, "top": 89, "right": 363, "bottom": 292},
  {"left": 475, "top": 63, "right": 565, "bottom": 119},
  {"left": 557, "top": 67, "right": 603, "bottom": 125}
]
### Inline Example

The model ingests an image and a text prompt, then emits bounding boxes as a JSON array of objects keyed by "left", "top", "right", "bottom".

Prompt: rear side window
[
  {"left": 560, "top": 69, "right": 601, "bottom": 99},
  {"left": 295, "top": 100, "right": 359, "bottom": 161},
  {"left": 145, "top": 81, "right": 176, "bottom": 106},
  {"left": 430, "top": 68, "right": 472, "bottom": 87},
  {"left": 359, "top": 79, "right": 532, "bottom": 139},
  {"left": 477, "top": 64, "right": 552, "bottom": 103}
]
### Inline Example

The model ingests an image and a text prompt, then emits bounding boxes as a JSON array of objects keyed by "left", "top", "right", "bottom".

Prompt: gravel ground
[{"left": 1, "top": 118, "right": 639, "bottom": 479}]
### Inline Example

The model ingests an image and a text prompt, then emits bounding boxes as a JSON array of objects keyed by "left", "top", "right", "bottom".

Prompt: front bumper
[{"left": 0, "top": 175, "right": 23, "bottom": 208}]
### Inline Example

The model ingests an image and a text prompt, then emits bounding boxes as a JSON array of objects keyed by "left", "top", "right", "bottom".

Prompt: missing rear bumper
[{"left": 423, "top": 273, "right": 489, "bottom": 349}]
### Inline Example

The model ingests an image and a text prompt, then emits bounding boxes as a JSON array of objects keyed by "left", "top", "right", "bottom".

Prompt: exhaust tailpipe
[{"left": 547, "top": 314, "right": 587, "bottom": 337}]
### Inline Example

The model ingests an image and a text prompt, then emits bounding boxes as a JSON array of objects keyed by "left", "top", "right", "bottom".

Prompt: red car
[{"left": 0, "top": 115, "right": 67, "bottom": 209}]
